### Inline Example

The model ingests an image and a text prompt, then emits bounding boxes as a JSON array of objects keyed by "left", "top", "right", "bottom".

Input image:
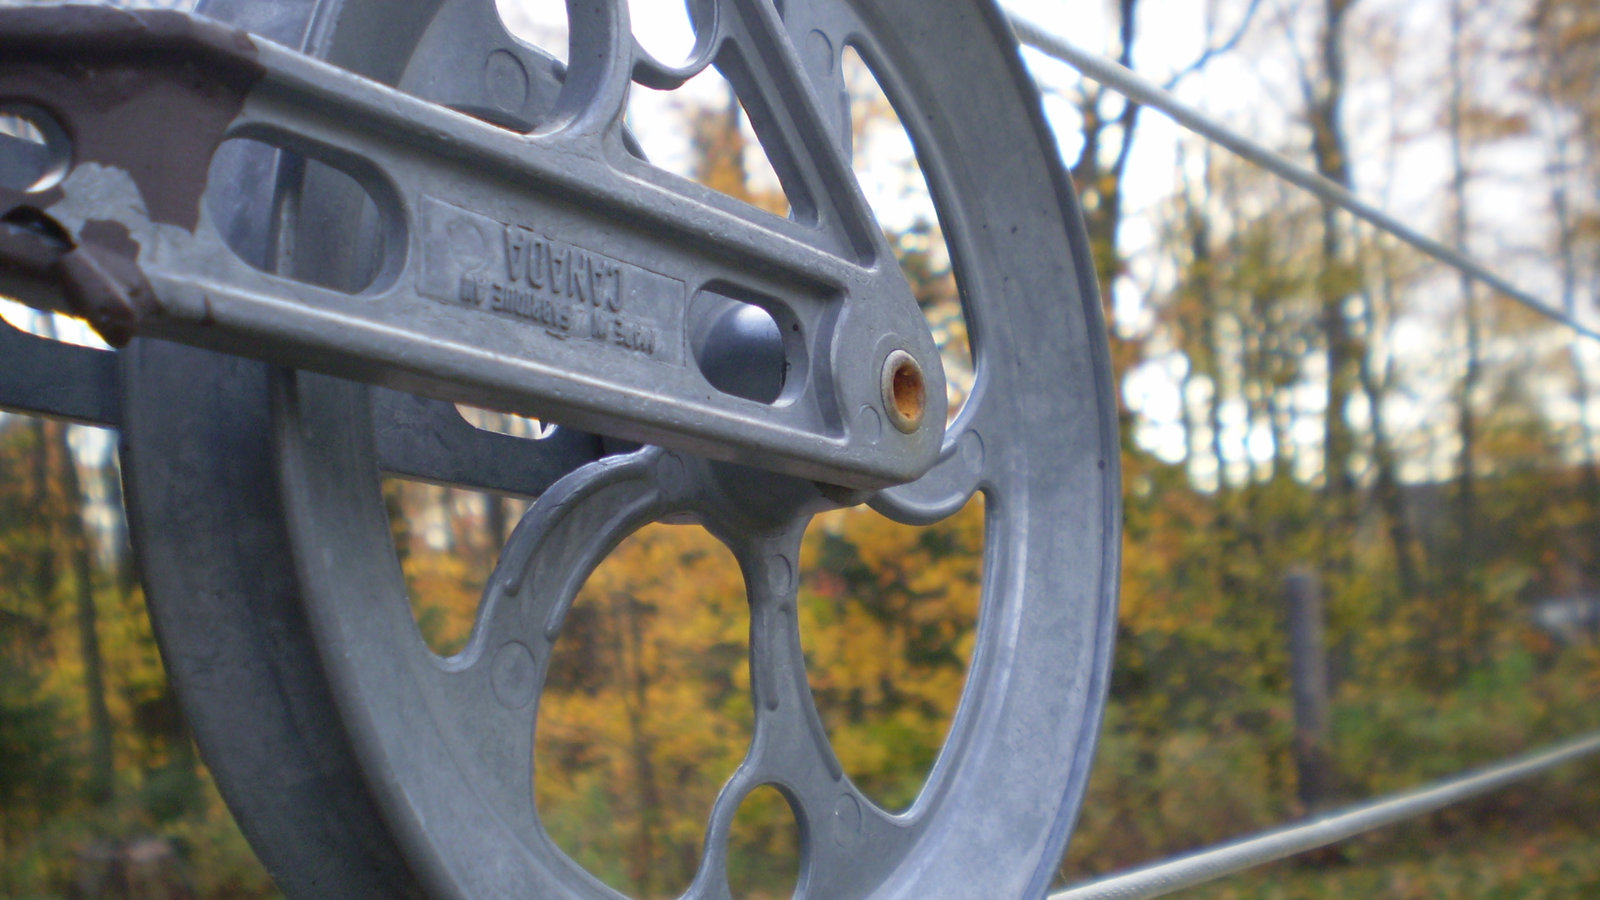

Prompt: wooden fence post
[{"left": 1286, "top": 567, "right": 1332, "bottom": 815}]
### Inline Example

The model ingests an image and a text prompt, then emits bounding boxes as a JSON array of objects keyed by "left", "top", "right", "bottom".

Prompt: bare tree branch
[{"left": 1162, "top": 0, "right": 1267, "bottom": 91}]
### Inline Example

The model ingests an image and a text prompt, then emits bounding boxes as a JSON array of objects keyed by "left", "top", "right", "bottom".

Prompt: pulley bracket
[{"left": 0, "top": 4, "right": 946, "bottom": 489}]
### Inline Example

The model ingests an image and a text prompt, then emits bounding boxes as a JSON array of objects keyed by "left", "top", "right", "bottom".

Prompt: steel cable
[
  {"left": 1006, "top": 12, "right": 1600, "bottom": 343},
  {"left": 1049, "top": 730, "right": 1600, "bottom": 900}
]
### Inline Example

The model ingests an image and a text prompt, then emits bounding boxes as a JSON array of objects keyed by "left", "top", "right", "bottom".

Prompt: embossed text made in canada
[
  {"left": 503, "top": 226, "right": 623, "bottom": 312},
  {"left": 457, "top": 226, "right": 659, "bottom": 357}
]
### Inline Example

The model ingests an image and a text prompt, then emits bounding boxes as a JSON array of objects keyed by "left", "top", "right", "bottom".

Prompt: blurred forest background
[{"left": 3, "top": 0, "right": 1600, "bottom": 897}]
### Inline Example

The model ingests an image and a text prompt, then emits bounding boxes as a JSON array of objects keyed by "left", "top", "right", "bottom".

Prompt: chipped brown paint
[
  {"left": 56, "top": 219, "right": 156, "bottom": 347},
  {"left": 0, "top": 201, "right": 156, "bottom": 347},
  {"left": 0, "top": 5, "right": 264, "bottom": 343},
  {"left": 0, "top": 5, "right": 264, "bottom": 231}
]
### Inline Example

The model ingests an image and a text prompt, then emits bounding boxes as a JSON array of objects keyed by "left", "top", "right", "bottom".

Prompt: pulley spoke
[
  {"left": 472, "top": 448, "right": 671, "bottom": 655},
  {"left": 694, "top": 0, "right": 885, "bottom": 263},
  {"left": 685, "top": 525, "right": 912, "bottom": 898},
  {"left": 371, "top": 388, "right": 602, "bottom": 498},
  {"left": 405, "top": 449, "right": 673, "bottom": 838}
]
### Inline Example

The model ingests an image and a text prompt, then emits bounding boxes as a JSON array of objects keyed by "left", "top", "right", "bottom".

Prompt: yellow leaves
[{"left": 401, "top": 550, "right": 478, "bottom": 656}]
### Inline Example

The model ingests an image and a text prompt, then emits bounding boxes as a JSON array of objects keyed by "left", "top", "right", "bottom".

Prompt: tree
[
  {"left": 0, "top": 419, "right": 73, "bottom": 858},
  {"left": 1528, "top": 0, "right": 1600, "bottom": 574},
  {"left": 1299, "top": 0, "right": 1362, "bottom": 584}
]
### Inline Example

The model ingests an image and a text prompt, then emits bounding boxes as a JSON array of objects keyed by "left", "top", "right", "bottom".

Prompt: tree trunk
[
  {"left": 1448, "top": 0, "right": 1482, "bottom": 588},
  {"left": 616, "top": 593, "right": 662, "bottom": 893},
  {"left": 1549, "top": 127, "right": 1600, "bottom": 579},
  {"left": 1308, "top": 0, "right": 1360, "bottom": 584},
  {"left": 1071, "top": 0, "right": 1145, "bottom": 457},
  {"left": 27, "top": 417, "right": 55, "bottom": 614},
  {"left": 50, "top": 421, "right": 115, "bottom": 805},
  {"left": 484, "top": 492, "right": 508, "bottom": 551},
  {"left": 1357, "top": 265, "right": 1421, "bottom": 602}
]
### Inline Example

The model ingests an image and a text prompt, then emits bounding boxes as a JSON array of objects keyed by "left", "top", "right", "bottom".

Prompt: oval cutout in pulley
[{"left": 206, "top": 135, "right": 402, "bottom": 295}]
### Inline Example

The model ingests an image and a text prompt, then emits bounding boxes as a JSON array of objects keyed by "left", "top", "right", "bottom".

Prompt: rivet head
[{"left": 881, "top": 350, "right": 925, "bottom": 434}]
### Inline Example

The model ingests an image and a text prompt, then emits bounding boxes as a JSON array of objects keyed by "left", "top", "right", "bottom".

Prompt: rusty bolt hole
[{"left": 883, "top": 350, "right": 925, "bottom": 434}]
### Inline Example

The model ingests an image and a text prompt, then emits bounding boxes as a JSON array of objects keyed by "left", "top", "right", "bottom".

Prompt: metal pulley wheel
[{"left": 112, "top": 0, "right": 1121, "bottom": 897}]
